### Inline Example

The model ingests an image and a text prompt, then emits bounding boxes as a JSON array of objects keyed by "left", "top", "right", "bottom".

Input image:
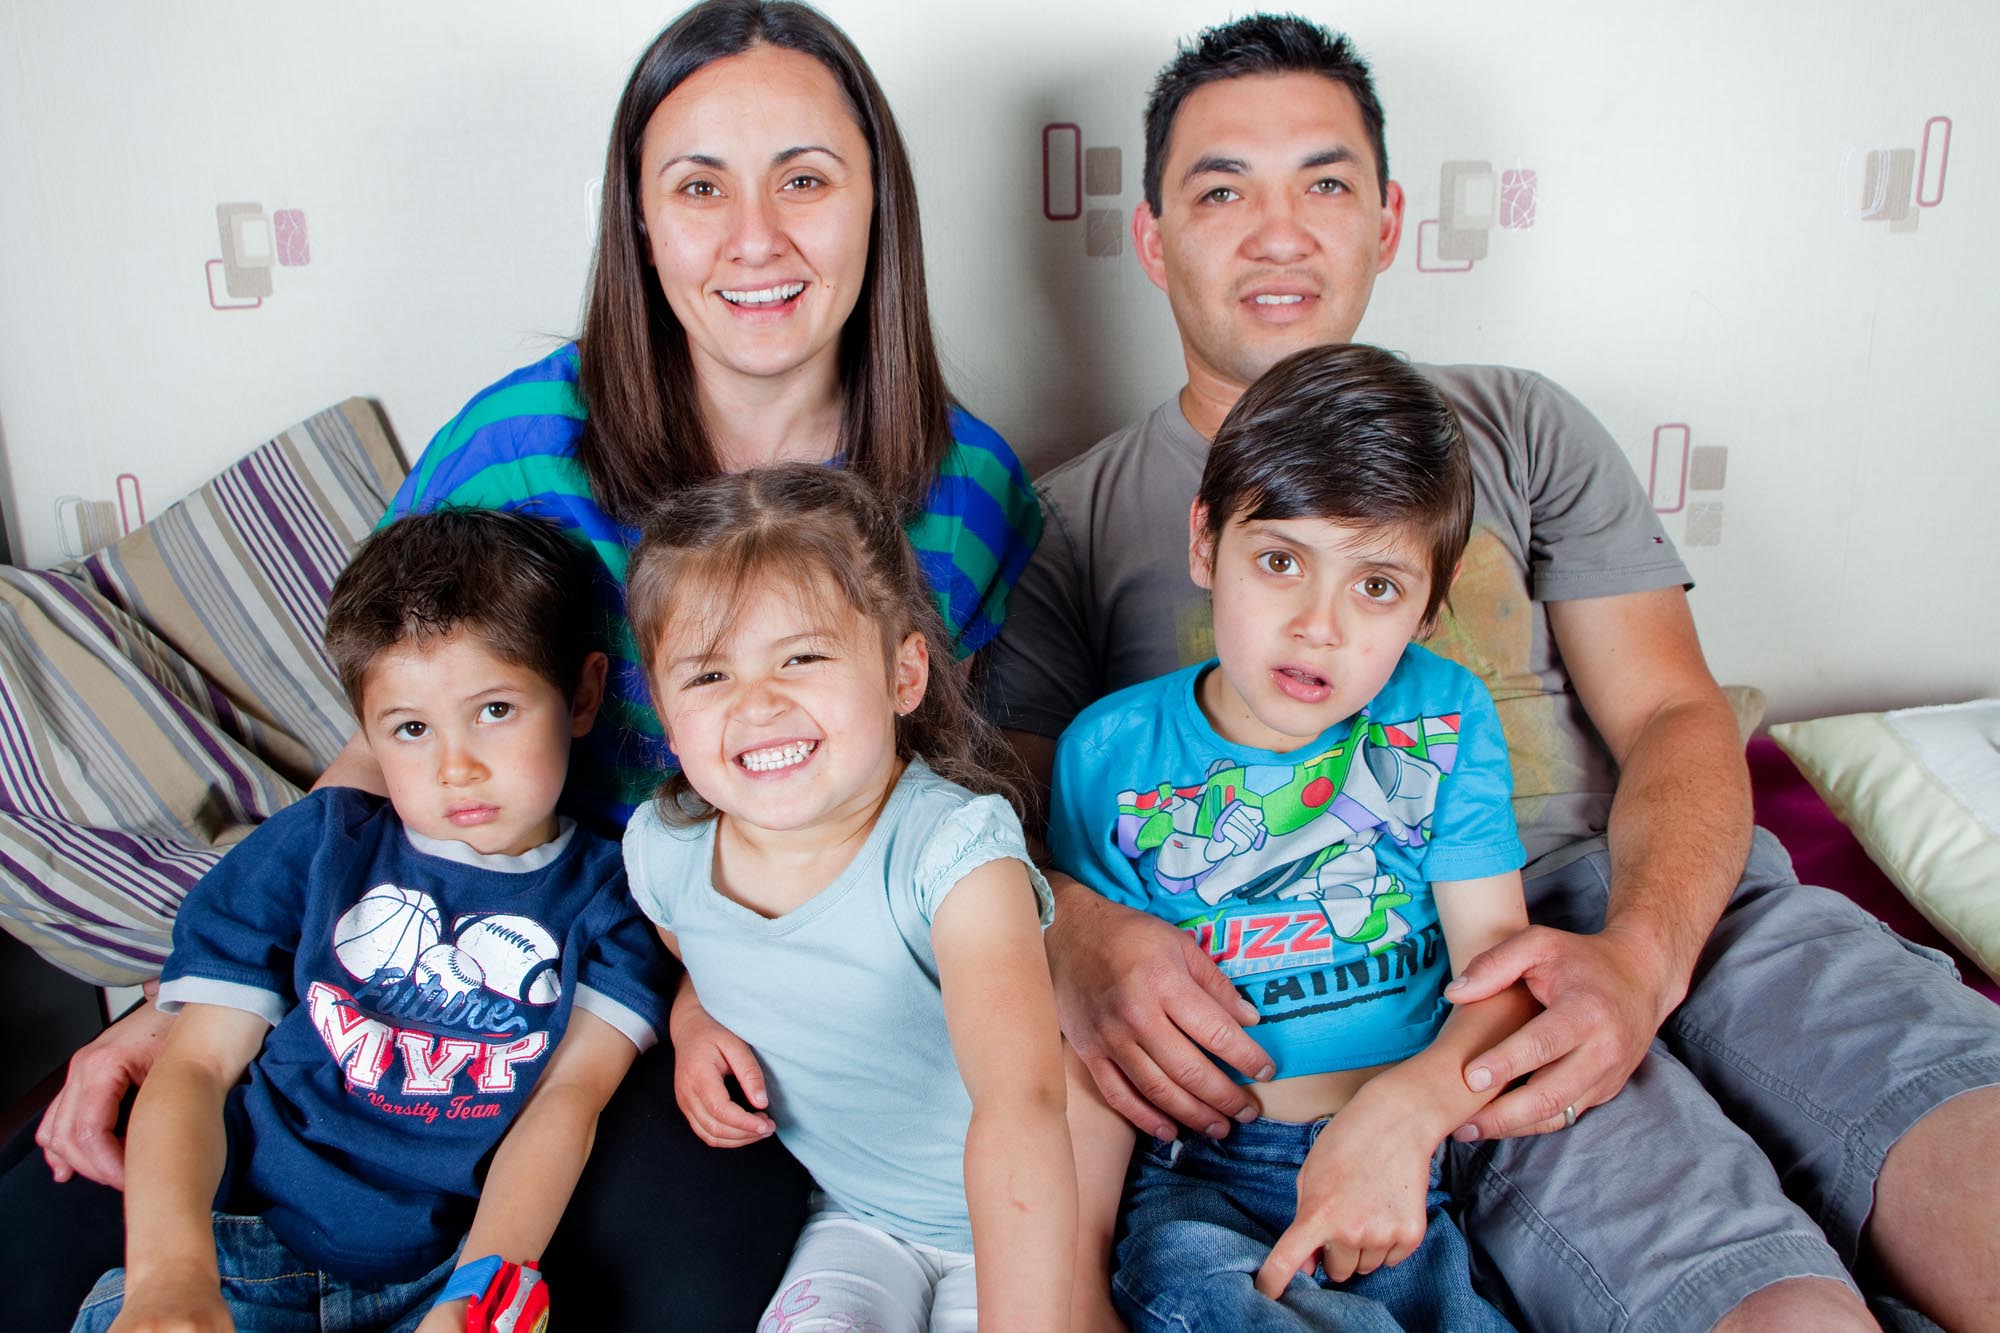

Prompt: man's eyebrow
[
  {"left": 1181, "top": 154, "right": 1248, "bottom": 185},
  {"left": 1301, "top": 147, "right": 1361, "bottom": 171}
]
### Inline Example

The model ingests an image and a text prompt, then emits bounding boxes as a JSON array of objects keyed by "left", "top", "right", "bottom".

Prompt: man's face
[{"left": 1136, "top": 72, "right": 1405, "bottom": 406}]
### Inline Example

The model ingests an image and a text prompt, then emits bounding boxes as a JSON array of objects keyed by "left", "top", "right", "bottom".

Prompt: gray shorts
[{"left": 1445, "top": 828, "right": 2000, "bottom": 1333}]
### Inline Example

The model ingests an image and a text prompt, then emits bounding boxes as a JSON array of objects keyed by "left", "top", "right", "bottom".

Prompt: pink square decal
[
  {"left": 274, "top": 209, "right": 311, "bottom": 266},
  {"left": 1499, "top": 170, "right": 1537, "bottom": 230}
]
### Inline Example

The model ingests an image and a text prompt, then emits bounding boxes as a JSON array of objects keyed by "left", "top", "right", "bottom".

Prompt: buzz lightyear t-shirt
[
  {"left": 157, "top": 787, "right": 669, "bottom": 1283},
  {"left": 1049, "top": 645, "right": 1525, "bottom": 1079}
]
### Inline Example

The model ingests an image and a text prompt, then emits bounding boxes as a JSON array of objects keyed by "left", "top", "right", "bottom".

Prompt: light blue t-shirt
[
  {"left": 623, "top": 760, "right": 1052, "bottom": 1252},
  {"left": 1049, "top": 645, "right": 1524, "bottom": 1079}
]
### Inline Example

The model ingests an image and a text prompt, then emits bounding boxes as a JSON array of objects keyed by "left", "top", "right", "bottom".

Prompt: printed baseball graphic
[{"left": 412, "top": 942, "right": 487, "bottom": 1000}]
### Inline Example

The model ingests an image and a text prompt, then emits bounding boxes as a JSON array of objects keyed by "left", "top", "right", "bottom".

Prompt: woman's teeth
[
  {"left": 739, "top": 740, "right": 816, "bottom": 772},
  {"left": 721, "top": 282, "right": 807, "bottom": 307}
]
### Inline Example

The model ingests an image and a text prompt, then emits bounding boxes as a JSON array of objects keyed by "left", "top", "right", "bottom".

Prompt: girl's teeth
[
  {"left": 721, "top": 282, "right": 807, "bottom": 306},
  {"left": 740, "top": 740, "right": 816, "bottom": 772}
]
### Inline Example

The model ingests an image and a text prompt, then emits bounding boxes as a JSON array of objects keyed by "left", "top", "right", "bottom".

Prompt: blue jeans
[
  {"left": 1115, "top": 1118, "right": 1515, "bottom": 1333},
  {"left": 72, "top": 1213, "right": 457, "bottom": 1333}
]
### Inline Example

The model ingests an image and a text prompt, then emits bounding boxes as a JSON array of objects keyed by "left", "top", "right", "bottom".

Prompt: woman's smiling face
[{"left": 637, "top": 42, "right": 875, "bottom": 395}]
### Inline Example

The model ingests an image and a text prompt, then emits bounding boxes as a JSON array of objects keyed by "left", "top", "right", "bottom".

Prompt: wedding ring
[{"left": 1562, "top": 1104, "right": 1578, "bottom": 1129}]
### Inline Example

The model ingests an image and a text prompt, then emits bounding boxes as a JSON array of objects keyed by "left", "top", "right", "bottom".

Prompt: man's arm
[
  {"left": 1008, "top": 727, "right": 1269, "bottom": 1139},
  {"left": 1444, "top": 586, "right": 1752, "bottom": 1138}
]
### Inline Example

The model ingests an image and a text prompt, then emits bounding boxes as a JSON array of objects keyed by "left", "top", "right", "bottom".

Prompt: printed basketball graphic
[
  {"left": 334, "top": 884, "right": 443, "bottom": 982},
  {"left": 454, "top": 914, "right": 562, "bottom": 1005},
  {"left": 412, "top": 943, "right": 486, "bottom": 1000}
]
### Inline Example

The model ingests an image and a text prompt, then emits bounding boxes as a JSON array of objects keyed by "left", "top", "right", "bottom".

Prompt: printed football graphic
[
  {"left": 454, "top": 914, "right": 562, "bottom": 1005},
  {"left": 412, "top": 942, "right": 486, "bottom": 1000},
  {"left": 333, "top": 884, "right": 443, "bottom": 982}
]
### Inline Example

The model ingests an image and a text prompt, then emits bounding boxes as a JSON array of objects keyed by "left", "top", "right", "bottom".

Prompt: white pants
[{"left": 757, "top": 1197, "right": 978, "bottom": 1332}]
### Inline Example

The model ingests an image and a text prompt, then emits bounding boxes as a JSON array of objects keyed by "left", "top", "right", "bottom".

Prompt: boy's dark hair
[
  {"left": 626, "top": 464, "right": 1023, "bottom": 820},
  {"left": 1198, "top": 344, "right": 1472, "bottom": 627},
  {"left": 325, "top": 508, "right": 595, "bottom": 714},
  {"left": 1143, "top": 12, "right": 1388, "bottom": 215}
]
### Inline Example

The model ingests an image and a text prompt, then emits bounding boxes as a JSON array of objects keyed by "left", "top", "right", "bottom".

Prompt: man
[{"left": 986, "top": 15, "right": 2000, "bottom": 1331}]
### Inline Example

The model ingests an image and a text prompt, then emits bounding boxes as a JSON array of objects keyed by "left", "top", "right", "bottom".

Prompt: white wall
[{"left": 2, "top": 1, "right": 1994, "bottom": 723}]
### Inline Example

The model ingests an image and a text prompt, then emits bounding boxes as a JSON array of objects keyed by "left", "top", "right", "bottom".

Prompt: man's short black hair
[
  {"left": 325, "top": 508, "right": 595, "bottom": 714},
  {"left": 1198, "top": 344, "right": 1471, "bottom": 627},
  {"left": 1143, "top": 12, "right": 1389, "bottom": 216}
]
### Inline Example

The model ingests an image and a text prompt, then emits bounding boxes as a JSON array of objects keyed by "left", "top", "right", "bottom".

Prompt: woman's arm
[
  {"left": 933, "top": 857, "right": 1078, "bottom": 1332},
  {"left": 1257, "top": 871, "right": 1536, "bottom": 1296},
  {"left": 111, "top": 1003, "right": 268, "bottom": 1332},
  {"left": 417, "top": 1011, "right": 639, "bottom": 1332}
]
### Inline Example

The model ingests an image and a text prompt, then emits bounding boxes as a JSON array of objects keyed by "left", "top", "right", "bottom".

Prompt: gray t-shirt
[
  {"left": 622, "top": 760, "right": 1053, "bottom": 1252},
  {"left": 983, "top": 364, "right": 1690, "bottom": 869}
]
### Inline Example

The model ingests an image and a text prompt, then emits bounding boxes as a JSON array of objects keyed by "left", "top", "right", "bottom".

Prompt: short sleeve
[
  {"left": 573, "top": 882, "right": 675, "bottom": 1053},
  {"left": 620, "top": 802, "right": 706, "bottom": 934},
  {"left": 158, "top": 790, "right": 341, "bottom": 1024},
  {"left": 980, "top": 478, "right": 1097, "bottom": 741},
  {"left": 1421, "top": 680, "right": 1527, "bottom": 883},
  {"left": 905, "top": 411, "right": 1044, "bottom": 657},
  {"left": 911, "top": 794, "right": 1053, "bottom": 927},
  {"left": 1046, "top": 717, "right": 1151, "bottom": 909},
  {"left": 1514, "top": 373, "right": 1691, "bottom": 603}
]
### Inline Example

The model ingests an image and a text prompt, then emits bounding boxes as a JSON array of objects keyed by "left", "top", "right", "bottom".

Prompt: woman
[{"left": 15, "top": 4, "right": 1040, "bottom": 1328}]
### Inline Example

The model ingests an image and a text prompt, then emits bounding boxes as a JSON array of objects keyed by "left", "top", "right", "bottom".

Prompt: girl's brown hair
[
  {"left": 627, "top": 465, "right": 1020, "bottom": 820},
  {"left": 577, "top": 0, "right": 954, "bottom": 528}
]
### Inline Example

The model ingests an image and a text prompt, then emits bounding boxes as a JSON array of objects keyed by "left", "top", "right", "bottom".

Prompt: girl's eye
[
  {"left": 784, "top": 652, "right": 827, "bottom": 668},
  {"left": 1358, "top": 576, "right": 1401, "bottom": 602},
  {"left": 392, "top": 721, "right": 427, "bottom": 740},
  {"left": 481, "top": 702, "right": 513, "bottom": 722},
  {"left": 684, "top": 671, "right": 725, "bottom": 689},
  {"left": 1255, "top": 550, "right": 1299, "bottom": 576}
]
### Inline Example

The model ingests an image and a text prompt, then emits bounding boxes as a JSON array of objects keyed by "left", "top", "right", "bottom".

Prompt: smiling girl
[{"left": 623, "top": 465, "right": 1075, "bottom": 1332}]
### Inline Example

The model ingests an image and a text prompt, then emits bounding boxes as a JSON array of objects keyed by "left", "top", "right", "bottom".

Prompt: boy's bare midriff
[{"left": 1251, "top": 1062, "right": 1395, "bottom": 1124}]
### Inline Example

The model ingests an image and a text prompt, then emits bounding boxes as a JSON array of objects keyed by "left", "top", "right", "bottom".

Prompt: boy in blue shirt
[
  {"left": 1053, "top": 344, "right": 1534, "bottom": 1331},
  {"left": 73, "top": 509, "right": 670, "bottom": 1333}
]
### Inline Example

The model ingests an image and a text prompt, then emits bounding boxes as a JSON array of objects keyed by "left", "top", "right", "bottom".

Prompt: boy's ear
[
  {"left": 891, "top": 630, "right": 930, "bottom": 715},
  {"left": 570, "top": 652, "right": 610, "bottom": 737},
  {"left": 1188, "top": 500, "right": 1216, "bottom": 591}
]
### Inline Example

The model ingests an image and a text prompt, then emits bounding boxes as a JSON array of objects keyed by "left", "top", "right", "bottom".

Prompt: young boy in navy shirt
[
  {"left": 73, "top": 509, "right": 670, "bottom": 1333},
  {"left": 1053, "top": 345, "right": 1535, "bottom": 1331}
]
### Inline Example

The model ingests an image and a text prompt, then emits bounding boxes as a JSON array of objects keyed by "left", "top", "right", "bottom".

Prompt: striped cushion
[{"left": 0, "top": 400, "right": 404, "bottom": 983}]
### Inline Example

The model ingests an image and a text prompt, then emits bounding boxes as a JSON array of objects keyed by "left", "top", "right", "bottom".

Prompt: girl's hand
[
  {"left": 1254, "top": 1100, "right": 1433, "bottom": 1297},
  {"left": 413, "top": 1298, "right": 468, "bottom": 1333},
  {"left": 107, "top": 1273, "right": 234, "bottom": 1333},
  {"left": 669, "top": 997, "right": 774, "bottom": 1148}
]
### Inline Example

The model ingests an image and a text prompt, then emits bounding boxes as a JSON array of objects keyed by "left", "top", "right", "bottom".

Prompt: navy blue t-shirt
[{"left": 158, "top": 787, "right": 670, "bottom": 1283}]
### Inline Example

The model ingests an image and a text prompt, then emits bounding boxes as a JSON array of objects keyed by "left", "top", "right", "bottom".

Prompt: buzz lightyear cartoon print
[
  {"left": 307, "top": 887, "right": 565, "bottom": 1113},
  {"left": 1115, "top": 712, "right": 1460, "bottom": 986}
]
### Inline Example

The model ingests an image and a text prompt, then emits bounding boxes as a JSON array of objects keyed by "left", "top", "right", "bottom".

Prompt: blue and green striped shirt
[{"left": 384, "top": 343, "right": 1042, "bottom": 830}]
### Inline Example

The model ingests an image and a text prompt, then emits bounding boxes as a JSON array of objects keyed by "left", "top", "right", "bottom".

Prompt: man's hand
[
  {"left": 1256, "top": 1098, "right": 1432, "bottom": 1296},
  {"left": 1443, "top": 922, "right": 1682, "bottom": 1140},
  {"left": 38, "top": 996, "right": 176, "bottom": 1188},
  {"left": 668, "top": 990, "right": 773, "bottom": 1148},
  {"left": 1045, "top": 877, "right": 1270, "bottom": 1141}
]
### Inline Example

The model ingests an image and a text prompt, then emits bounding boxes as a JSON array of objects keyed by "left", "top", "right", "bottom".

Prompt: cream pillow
[{"left": 1770, "top": 701, "right": 2000, "bottom": 984}]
